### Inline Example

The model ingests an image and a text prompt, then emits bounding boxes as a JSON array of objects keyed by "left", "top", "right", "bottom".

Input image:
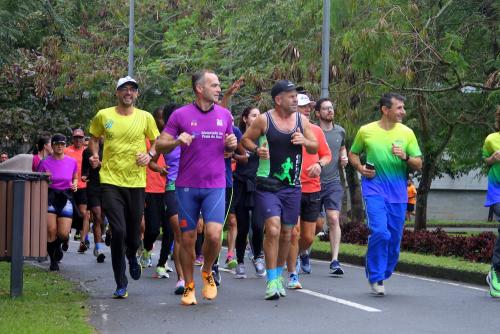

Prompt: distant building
[{"left": 416, "top": 170, "right": 489, "bottom": 222}]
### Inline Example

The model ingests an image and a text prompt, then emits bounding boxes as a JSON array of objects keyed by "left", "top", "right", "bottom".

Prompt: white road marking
[
  {"left": 102, "top": 313, "right": 108, "bottom": 321},
  {"left": 298, "top": 289, "right": 381, "bottom": 312},
  {"left": 309, "top": 259, "right": 488, "bottom": 292}
]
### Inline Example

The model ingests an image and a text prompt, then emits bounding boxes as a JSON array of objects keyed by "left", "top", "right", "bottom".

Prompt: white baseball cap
[
  {"left": 116, "top": 76, "right": 138, "bottom": 90},
  {"left": 297, "top": 94, "right": 315, "bottom": 107}
]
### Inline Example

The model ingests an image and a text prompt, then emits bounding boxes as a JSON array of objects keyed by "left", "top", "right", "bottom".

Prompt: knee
[
  {"left": 182, "top": 231, "right": 196, "bottom": 246},
  {"left": 204, "top": 231, "right": 220, "bottom": 246},
  {"left": 280, "top": 227, "right": 292, "bottom": 242},
  {"left": 266, "top": 225, "right": 281, "bottom": 239},
  {"left": 301, "top": 233, "right": 314, "bottom": 246},
  {"left": 371, "top": 229, "right": 391, "bottom": 242}
]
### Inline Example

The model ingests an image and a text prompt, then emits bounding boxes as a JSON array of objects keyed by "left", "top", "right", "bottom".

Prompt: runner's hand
[
  {"left": 225, "top": 133, "right": 237, "bottom": 151},
  {"left": 291, "top": 128, "right": 306, "bottom": 146},
  {"left": 306, "top": 163, "right": 322, "bottom": 178},
  {"left": 136, "top": 153, "right": 151, "bottom": 167},
  {"left": 71, "top": 180, "right": 78, "bottom": 192},
  {"left": 176, "top": 132, "right": 194, "bottom": 146},
  {"left": 89, "top": 155, "right": 100, "bottom": 169},
  {"left": 359, "top": 165, "right": 376, "bottom": 179},
  {"left": 256, "top": 142, "right": 269, "bottom": 160}
]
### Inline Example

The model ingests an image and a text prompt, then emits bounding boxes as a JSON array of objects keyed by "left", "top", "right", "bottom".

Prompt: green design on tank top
[{"left": 273, "top": 157, "right": 293, "bottom": 184}]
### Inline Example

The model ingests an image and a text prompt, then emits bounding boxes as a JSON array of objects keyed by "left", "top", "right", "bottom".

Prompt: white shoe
[{"left": 370, "top": 281, "right": 385, "bottom": 296}]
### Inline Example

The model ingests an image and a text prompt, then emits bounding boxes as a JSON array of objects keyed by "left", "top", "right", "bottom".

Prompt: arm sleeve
[
  {"left": 483, "top": 137, "right": 492, "bottom": 158},
  {"left": 82, "top": 149, "right": 90, "bottom": 176},
  {"left": 350, "top": 127, "right": 365, "bottom": 154},
  {"left": 145, "top": 112, "right": 160, "bottom": 140},
  {"left": 317, "top": 129, "right": 332, "bottom": 160},
  {"left": 406, "top": 130, "right": 422, "bottom": 157},
  {"left": 163, "top": 110, "right": 180, "bottom": 137},
  {"left": 89, "top": 111, "right": 104, "bottom": 138}
]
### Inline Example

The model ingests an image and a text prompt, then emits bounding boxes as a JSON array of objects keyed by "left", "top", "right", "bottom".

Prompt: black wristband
[
  {"left": 147, "top": 152, "right": 154, "bottom": 159},
  {"left": 403, "top": 154, "right": 410, "bottom": 162}
]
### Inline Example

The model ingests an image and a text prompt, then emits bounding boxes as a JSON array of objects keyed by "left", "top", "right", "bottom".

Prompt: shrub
[{"left": 336, "top": 222, "right": 496, "bottom": 264}]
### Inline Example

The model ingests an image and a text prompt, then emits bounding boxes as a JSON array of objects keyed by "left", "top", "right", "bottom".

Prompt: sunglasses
[{"left": 53, "top": 141, "right": 66, "bottom": 145}]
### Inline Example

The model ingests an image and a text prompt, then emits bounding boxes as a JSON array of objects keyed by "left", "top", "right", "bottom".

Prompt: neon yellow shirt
[{"left": 90, "top": 106, "right": 160, "bottom": 188}]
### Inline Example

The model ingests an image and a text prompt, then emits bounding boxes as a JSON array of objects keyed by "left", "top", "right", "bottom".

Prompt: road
[{"left": 34, "top": 239, "right": 499, "bottom": 334}]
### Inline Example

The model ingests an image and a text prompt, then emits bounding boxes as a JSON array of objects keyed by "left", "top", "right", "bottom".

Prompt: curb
[{"left": 310, "top": 250, "right": 488, "bottom": 286}]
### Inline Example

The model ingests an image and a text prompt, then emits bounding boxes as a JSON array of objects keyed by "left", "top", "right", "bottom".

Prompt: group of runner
[{"left": 32, "top": 69, "right": 500, "bottom": 302}]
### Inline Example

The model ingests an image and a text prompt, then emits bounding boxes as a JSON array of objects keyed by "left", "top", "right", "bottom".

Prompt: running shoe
[
  {"left": 181, "top": 283, "right": 197, "bottom": 305},
  {"left": 140, "top": 250, "right": 152, "bottom": 268},
  {"left": 252, "top": 256, "right": 266, "bottom": 277},
  {"left": 104, "top": 228, "right": 111, "bottom": 247},
  {"left": 113, "top": 286, "right": 128, "bottom": 299},
  {"left": 299, "top": 253, "right": 311, "bottom": 274},
  {"left": 78, "top": 241, "right": 88, "bottom": 254},
  {"left": 128, "top": 256, "right": 142, "bottom": 280},
  {"left": 201, "top": 271, "right": 217, "bottom": 300},
  {"left": 175, "top": 280, "right": 185, "bottom": 295},
  {"left": 165, "top": 262, "right": 174, "bottom": 273},
  {"left": 194, "top": 255, "right": 204, "bottom": 266},
  {"left": 61, "top": 239, "right": 69, "bottom": 252},
  {"left": 287, "top": 273, "right": 302, "bottom": 289},
  {"left": 487, "top": 268, "right": 500, "bottom": 297},
  {"left": 93, "top": 247, "right": 105, "bottom": 263},
  {"left": 74, "top": 231, "right": 81, "bottom": 241},
  {"left": 370, "top": 281, "right": 385, "bottom": 296},
  {"left": 84, "top": 236, "right": 90, "bottom": 249},
  {"left": 265, "top": 279, "right": 279, "bottom": 300},
  {"left": 154, "top": 266, "right": 170, "bottom": 279},
  {"left": 277, "top": 276, "right": 286, "bottom": 297},
  {"left": 235, "top": 263, "right": 247, "bottom": 279},
  {"left": 212, "top": 264, "right": 221, "bottom": 287},
  {"left": 329, "top": 260, "right": 344, "bottom": 275},
  {"left": 225, "top": 255, "right": 237, "bottom": 270}
]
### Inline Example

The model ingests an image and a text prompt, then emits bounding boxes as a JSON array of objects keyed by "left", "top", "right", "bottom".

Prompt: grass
[
  {"left": 0, "top": 262, "right": 94, "bottom": 334},
  {"left": 311, "top": 239, "right": 491, "bottom": 274}
]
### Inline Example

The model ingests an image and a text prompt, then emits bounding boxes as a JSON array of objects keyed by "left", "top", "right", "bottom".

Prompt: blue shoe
[
  {"left": 128, "top": 256, "right": 142, "bottom": 280},
  {"left": 329, "top": 260, "right": 344, "bottom": 275},
  {"left": 113, "top": 287, "right": 128, "bottom": 299},
  {"left": 212, "top": 264, "right": 221, "bottom": 287},
  {"left": 299, "top": 253, "right": 311, "bottom": 274},
  {"left": 287, "top": 273, "right": 302, "bottom": 289}
]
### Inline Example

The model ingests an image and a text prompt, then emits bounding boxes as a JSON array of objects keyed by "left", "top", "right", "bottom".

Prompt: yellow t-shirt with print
[{"left": 90, "top": 106, "right": 160, "bottom": 188}]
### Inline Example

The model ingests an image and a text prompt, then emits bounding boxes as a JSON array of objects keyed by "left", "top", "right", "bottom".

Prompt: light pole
[
  {"left": 128, "top": 0, "right": 135, "bottom": 77},
  {"left": 320, "top": 0, "right": 330, "bottom": 98}
]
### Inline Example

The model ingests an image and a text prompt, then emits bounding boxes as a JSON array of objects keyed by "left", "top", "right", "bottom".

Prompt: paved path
[{"left": 34, "top": 239, "right": 499, "bottom": 334}]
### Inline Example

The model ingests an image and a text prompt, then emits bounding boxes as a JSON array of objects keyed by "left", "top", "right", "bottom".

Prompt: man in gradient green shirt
[
  {"left": 484, "top": 106, "right": 500, "bottom": 298},
  {"left": 349, "top": 93, "right": 422, "bottom": 296}
]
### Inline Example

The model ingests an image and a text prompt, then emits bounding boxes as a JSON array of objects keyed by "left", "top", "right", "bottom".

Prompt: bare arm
[
  {"left": 292, "top": 115, "right": 318, "bottom": 154},
  {"left": 348, "top": 151, "right": 375, "bottom": 179},
  {"left": 156, "top": 131, "right": 193, "bottom": 154},
  {"left": 88, "top": 136, "right": 101, "bottom": 169}
]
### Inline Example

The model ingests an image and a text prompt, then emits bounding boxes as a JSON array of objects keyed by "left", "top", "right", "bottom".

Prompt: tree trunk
[
  {"left": 345, "top": 163, "right": 364, "bottom": 223},
  {"left": 414, "top": 155, "right": 436, "bottom": 231}
]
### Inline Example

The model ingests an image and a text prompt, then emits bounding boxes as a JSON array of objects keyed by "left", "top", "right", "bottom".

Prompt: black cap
[
  {"left": 270, "top": 80, "right": 304, "bottom": 100},
  {"left": 51, "top": 133, "right": 66, "bottom": 144}
]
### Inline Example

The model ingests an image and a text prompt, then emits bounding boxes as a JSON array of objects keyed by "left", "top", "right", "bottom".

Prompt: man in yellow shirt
[{"left": 88, "top": 76, "right": 160, "bottom": 299}]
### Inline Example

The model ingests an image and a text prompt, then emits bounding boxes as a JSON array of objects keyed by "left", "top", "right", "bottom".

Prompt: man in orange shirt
[
  {"left": 65, "top": 128, "right": 90, "bottom": 253},
  {"left": 406, "top": 178, "right": 417, "bottom": 222},
  {"left": 285, "top": 94, "right": 332, "bottom": 289}
]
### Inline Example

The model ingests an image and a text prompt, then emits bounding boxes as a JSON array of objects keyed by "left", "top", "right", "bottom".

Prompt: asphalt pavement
[{"left": 33, "top": 239, "right": 499, "bottom": 334}]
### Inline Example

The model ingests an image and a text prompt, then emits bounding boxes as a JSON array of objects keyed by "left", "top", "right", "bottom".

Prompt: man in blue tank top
[{"left": 241, "top": 80, "right": 318, "bottom": 300}]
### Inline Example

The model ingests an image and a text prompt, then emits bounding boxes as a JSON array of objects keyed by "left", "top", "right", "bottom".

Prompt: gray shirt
[{"left": 320, "top": 124, "right": 345, "bottom": 183}]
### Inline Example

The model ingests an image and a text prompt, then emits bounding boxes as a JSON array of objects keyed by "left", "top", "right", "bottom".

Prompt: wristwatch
[{"left": 403, "top": 154, "right": 410, "bottom": 162}]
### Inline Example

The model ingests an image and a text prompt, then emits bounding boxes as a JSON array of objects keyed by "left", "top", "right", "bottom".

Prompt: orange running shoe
[
  {"left": 201, "top": 271, "right": 217, "bottom": 300},
  {"left": 181, "top": 282, "right": 197, "bottom": 305}
]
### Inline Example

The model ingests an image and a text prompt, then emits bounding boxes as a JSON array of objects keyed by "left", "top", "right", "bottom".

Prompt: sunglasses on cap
[{"left": 53, "top": 141, "right": 66, "bottom": 145}]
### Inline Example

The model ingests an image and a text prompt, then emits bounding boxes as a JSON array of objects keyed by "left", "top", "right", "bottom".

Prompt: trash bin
[{"left": 0, "top": 154, "right": 50, "bottom": 297}]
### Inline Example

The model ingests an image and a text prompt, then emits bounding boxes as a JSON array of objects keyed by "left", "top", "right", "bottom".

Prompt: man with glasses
[
  {"left": 88, "top": 76, "right": 160, "bottom": 299},
  {"left": 314, "top": 98, "right": 348, "bottom": 276},
  {"left": 65, "top": 128, "right": 91, "bottom": 253}
]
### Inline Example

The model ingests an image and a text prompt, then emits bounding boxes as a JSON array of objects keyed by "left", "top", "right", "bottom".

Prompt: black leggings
[
  {"left": 234, "top": 179, "right": 264, "bottom": 263},
  {"left": 144, "top": 193, "right": 167, "bottom": 251},
  {"left": 157, "top": 218, "right": 174, "bottom": 267}
]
